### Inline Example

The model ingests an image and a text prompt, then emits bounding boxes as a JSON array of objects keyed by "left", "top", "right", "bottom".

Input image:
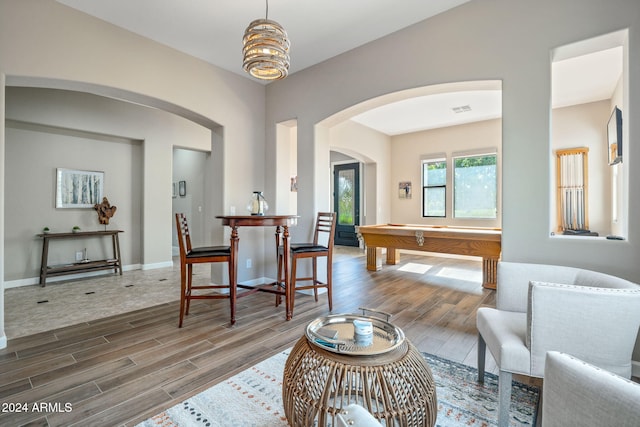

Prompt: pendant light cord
[{"left": 265, "top": 0, "right": 269, "bottom": 20}]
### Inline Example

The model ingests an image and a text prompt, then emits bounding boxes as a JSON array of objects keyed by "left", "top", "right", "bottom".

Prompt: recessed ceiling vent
[{"left": 452, "top": 105, "right": 472, "bottom": 113}]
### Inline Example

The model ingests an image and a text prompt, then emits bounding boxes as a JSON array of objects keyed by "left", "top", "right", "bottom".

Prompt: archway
[{"left": 318, "top": 80, "right": 502, "bottom": 229}]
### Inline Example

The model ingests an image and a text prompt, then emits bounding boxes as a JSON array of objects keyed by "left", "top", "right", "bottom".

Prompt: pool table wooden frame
[{"left": 356, "top": 224, "right": 502, "bottom": 289}]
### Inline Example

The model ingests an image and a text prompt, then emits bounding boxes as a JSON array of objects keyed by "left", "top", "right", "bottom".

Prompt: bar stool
[
  {"left": 175, "top": 213, "right": 234, "bottom": 326},
  {"left": 278, "top": 212, "right": 337, "bottom": 316}
]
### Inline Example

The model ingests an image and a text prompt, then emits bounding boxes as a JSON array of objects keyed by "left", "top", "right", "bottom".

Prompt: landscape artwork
[{"left": 56, "top": 168, "right": 104, "bottom": 208}]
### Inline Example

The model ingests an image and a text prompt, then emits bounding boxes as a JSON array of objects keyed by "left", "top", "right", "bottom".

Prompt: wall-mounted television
[{"left": 607, "top": 106, "right": 622, "bottom": 165}]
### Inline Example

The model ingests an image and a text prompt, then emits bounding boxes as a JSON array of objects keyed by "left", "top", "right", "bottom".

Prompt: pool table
[{"left": 356, "top": 224, "right": 502, "bottom": 289}]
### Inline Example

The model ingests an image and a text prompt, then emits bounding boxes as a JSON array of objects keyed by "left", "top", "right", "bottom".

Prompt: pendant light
[{"left": 242, "top": 0, "right": 290, "bottom": 80}]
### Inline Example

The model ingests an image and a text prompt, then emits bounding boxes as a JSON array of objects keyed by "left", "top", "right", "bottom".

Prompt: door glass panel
[{"left": 338, "top": 169, "right": 355, "bottom": 226}]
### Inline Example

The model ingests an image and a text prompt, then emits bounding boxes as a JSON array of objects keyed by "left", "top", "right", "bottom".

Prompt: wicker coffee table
[{"left": 282, "top": 313, "right": 437, "bottom": 426}]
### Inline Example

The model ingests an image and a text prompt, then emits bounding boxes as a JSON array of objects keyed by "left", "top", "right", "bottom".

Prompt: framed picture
[
  {"left": 56, "top": 168, "right": 104, "bottom": 208},
  {"left": 179, "top": 180, "right": 186, "bottom": 197},
  {"left": 607, "top": 106, "right": 622, "bottom": 165},
  {"left": 398, "top": 181, "right": 412, "bottom": 199}
]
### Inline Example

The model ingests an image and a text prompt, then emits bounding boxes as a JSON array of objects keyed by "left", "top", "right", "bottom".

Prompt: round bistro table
[{"left": 282, "top": 313, "right": 437, "bottom": 427}]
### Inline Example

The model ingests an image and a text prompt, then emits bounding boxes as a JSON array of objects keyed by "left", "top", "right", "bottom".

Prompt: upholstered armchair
[
  {"left": 476, "top": 261, "right": 640, "bottom": 427},
  {"left": 542, "top": 351, "right": 640, "bottom": 427}
]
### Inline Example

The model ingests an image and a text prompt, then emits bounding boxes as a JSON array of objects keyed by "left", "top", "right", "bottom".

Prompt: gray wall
[
  {"left": 4, "top": 87, "right": 211, "bottom": 284},
  {"left": 265, "top": 0, "right": 640, "bottom": 362},
  {"left": 266, "top": 0, "right": 640, "bottom": 279},
  {"left": 551, "top": 100, "right": 614, "bottom": 236},
  {"left": 389, "top": 118, "right": 502, "bottom": 228},
  {"left": 0, "top": 0, "right": 266, "bottom": 347},
  {"left": 172, "top": 148, "right": 209, "bottom": 252},
  {"left": 267, "top": 0, "right": 640, "bottom": 280},
  {"left": 1, "top": 0, "right": 638, "bottom": 365}
]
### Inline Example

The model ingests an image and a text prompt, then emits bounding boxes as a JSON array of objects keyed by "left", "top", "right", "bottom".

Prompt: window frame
[
  {"left": 452, "top": 152, "right": 498, "bottom": 219},
  {"left": 421, "top": 158, "right": 447, "bottom": 218}
]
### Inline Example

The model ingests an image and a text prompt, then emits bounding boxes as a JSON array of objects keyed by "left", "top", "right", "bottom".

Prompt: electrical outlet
[
  {"left": 75, "top": 251, "right": 83, "bottom": 261},
  {"left": 246, "top": 259, "right": 252, "bottom": 268}
]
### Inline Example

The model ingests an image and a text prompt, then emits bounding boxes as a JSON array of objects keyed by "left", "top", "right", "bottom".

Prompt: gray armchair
[
  {"left": 542, "top": 351, "right": 640, "bottom": 427},
  {"left": 476, "top": 261, "right": 640, "bottom": 427}
]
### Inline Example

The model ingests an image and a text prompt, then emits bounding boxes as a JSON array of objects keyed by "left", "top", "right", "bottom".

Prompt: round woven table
[{"left": 283, "top": 326, "right": 437, "bottom": 426}]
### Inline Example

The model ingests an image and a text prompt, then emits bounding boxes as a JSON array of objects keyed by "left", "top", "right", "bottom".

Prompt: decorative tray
[{"left": 306, "top": 310, "right": 405, "bottom": 355}]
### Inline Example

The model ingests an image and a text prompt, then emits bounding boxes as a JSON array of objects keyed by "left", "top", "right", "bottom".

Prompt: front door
[{"left": 333, "top": 163, "right": 360, "bottom": 246}]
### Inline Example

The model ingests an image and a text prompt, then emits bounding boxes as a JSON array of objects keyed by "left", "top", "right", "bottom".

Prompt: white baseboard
[
  {"left": 240, "top": 277, "right": 272, "bottom": 286},
  {"left": 0, "top": 334, "right": 6, "bottom": 350},
  {"left": 4, "top": 264, "right": 142, "bottom": 289},
  {"left": 142, "top": 261, "right": 174, "bottom": 270},
  {"left": 4, "top": 277, "right": 40, "bottom": 289}
]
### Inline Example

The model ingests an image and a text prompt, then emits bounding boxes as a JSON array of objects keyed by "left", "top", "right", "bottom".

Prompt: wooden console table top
[{"left": 37, "top": 230, "right": 124, "bottom": 238}]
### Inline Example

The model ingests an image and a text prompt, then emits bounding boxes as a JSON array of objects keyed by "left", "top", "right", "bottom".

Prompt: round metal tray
[{"left": 306, "top": 313, "right": 405, "bottom": 355}]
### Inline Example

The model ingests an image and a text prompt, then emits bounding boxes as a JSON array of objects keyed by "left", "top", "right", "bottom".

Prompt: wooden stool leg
[
  {"left": 179, "top": 264, "right": 187, "bottom": 328},
  {"left": 275, "top": 227, "right": 283, "bottom": 307},
  {"left": 290, "top": 256, "right": 298, "bottom": 315},
  {"left": 327, "top": 256, "right": 333, "bottom": 311},
  {"left": 276, "top": 250, "right": 283, "bottom": 307},
  {"left": 185, "top": 264, "right": 193, "bottom": 315},
  {"left": 312, "top": 257, "right": 319, "bottom": 302},
  {"left": 228, "top": 261, "right": 236, "bottom": 325}
]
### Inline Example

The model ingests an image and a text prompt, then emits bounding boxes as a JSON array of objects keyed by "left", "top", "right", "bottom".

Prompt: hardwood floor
[{"left": 0, "top": 250, "right": 501, "bottom": 427}]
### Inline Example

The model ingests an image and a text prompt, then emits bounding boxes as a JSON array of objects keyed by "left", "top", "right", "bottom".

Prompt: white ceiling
[
  {"left": 56, "top": 0, "right": 471, "bottom": 78},
  {"left": 55, "top": 0, "right": 623, "bottom": 135},
  {"left": 551, "top": 46, "right": 623, "bottom": 109},
  {"left": 354, "top": 46, "right": 623, "bottom": 135},
  {"left": 351, "top": 89, "right": 503, "bottom": 135}
]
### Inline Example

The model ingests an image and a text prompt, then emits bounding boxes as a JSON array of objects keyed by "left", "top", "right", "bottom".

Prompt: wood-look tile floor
[{"left": 0, "top": 248, "right": 504, "bottom": 427}]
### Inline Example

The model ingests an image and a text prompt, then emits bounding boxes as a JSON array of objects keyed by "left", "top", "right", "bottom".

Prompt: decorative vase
[{"left": 247, "top": 191, "right": 268, "bottom": 216}]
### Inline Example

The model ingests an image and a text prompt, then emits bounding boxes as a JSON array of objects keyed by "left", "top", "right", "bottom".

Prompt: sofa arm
[
  {"left": 496, "top": 262, "right": 579, "bottom": 312},
  {"left": 527, "top": 281, "right": 640, "bottom": 378},
  {"left": 543, "top": 351, "right": 640, "bottom": 427}
]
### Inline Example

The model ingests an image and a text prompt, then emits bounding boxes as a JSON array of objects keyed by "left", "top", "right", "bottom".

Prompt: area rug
[{"left": 137, "top": 350, "right": 538, "bottom": 427}]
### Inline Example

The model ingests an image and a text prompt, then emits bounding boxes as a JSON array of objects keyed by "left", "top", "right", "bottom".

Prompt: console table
[{"left": 37, "top": 230, "right": 123, "bottom": 286}]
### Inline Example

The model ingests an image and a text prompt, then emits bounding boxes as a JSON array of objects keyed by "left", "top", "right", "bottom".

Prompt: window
[
  {"left": 422, "top": 159, "right": 446, "bottom": 217},
  {"left": 453, "top": 154, "right": 497, "bottom": 218}
]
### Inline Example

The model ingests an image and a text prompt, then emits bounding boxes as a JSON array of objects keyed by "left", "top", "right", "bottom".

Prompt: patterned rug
[{"left": 137, "top": 350, "right": 539, "bottom": 427}]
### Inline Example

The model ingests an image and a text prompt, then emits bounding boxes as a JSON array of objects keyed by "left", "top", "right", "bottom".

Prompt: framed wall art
[
  {"left": 56, "top": 168, "right": 104, "bottom": 208},
  {"left": 607, "top": 106, "right": 622, "bottom": 165},
  {"left": 398, "top": 181, "right": 412, "bottom": 199}
]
